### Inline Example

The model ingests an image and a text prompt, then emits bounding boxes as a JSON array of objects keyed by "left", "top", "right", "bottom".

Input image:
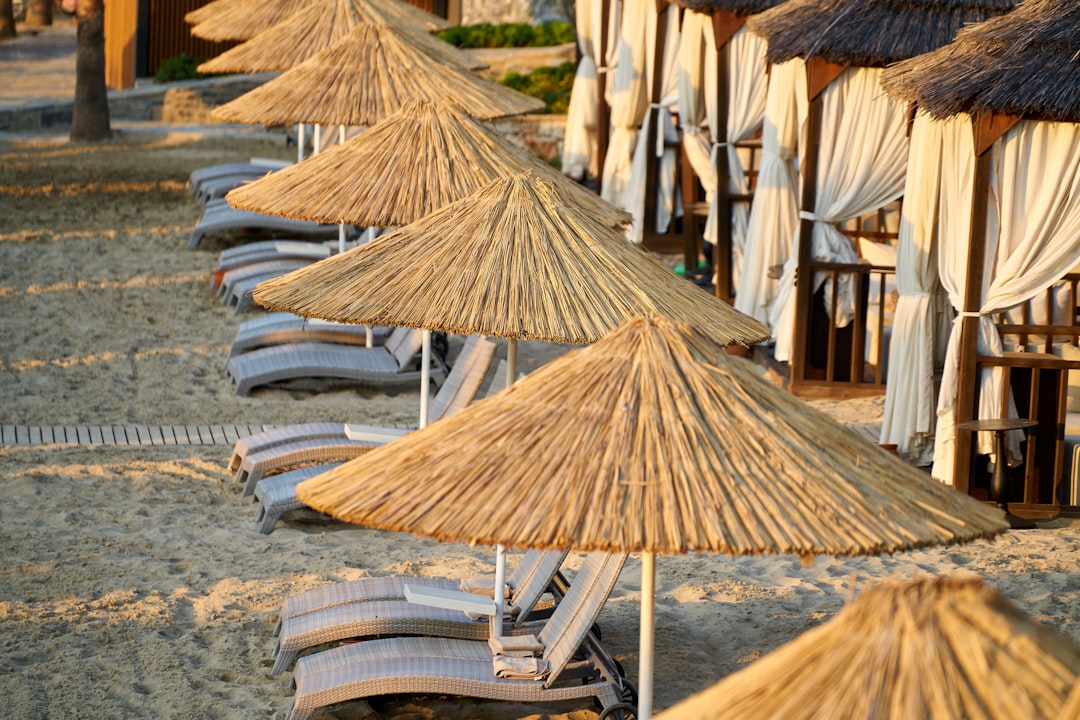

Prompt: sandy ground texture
[{"left": 1, "top": 131, "right": 1079, "bottom": 720}]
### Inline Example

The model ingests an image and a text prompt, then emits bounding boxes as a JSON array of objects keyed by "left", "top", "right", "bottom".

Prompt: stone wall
[
  {"left": 493, "top": 113, "right": 567, "bottom": 165},
  {"left": 462, "top": 0, "right": 572, "bottom": 25}
]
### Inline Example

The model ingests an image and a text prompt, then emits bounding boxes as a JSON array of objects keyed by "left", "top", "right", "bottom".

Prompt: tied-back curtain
[
  {"left": 733, "top": 58, "right": 804, "bottom": 326},
  {"left": 880, "top": 111, "right": 951, "bottom": 465},
  {"left": 625, "top": 2, "right": 680, "bottom": 244},
  {"left": 562, "top": 0, "right": 599, "bottom": 182},
  {"left": 770, "top": 67, "right": 909, "bottom": 362},
  {"left": 932, "top": 118, "right": 1080, "bottom": 485},
  {"left": 601, "top": 0, "right": 648, "bottom": 214}
]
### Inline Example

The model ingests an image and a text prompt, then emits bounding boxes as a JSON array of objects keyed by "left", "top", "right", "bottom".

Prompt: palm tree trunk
[
  {"left": 25, "top": 0, "right": 53, "bottom": 26},
  {"left": 69, "top": 0, "right": 111, "bottom": 142},
  {"left": 0, "top": 0, "right": 16, "bottom": 40}
]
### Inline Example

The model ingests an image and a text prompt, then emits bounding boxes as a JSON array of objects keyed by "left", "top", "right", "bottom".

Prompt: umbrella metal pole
[
  {"left": 313, "top": 124, "right": 322, "bottom": 155},
  {"left": 639, "top": 551, "right": 656, "bottom": 720},
  {"left": 419, "top": 330, "right": 431, "bottom": 429},
  {"left": 296, "top": 124, "right": 305, "bottom": 163},
  {"left": 491, "top": 336, "right": 519, "bottom": 638},
  {"left": 506, "top": 338, "right": 518, "bottom": 389}
]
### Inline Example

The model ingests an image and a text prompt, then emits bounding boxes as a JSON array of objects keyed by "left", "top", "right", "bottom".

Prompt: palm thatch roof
[
  {"left": 881, "top": 0, "right": 1080, "bottom": 123},
  {"left": 197, "top": 0, "right": 480, "bottom": 74},
  {"left": 225, "top": 100, "right": 629, "bottom": 229},
  {"left": 674, "top": 0, "right": 784, "bottom": 15},
  {"left": 653, "top": 576, "right": 1080, "bottom": 719},
  {"left": 188, "top": 0, "right": 314, "bottom": 41},
  {"left": 295, "top": 315, "right": 1006, "bottom": 557},
  {"left": 747, "top": 0, "right": 1017, "bottom": 68},
  {"left": 253, "top": 174, "right": 771, "bottom": 346},
  {"left": 209, "top": 24, "right": 540, "bottom": 126}
]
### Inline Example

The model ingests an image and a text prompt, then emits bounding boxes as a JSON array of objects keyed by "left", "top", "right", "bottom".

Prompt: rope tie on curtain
[
  {"left": 798, "top": 211, "right": 829, "bottom": 223},
  {"left": 956, "top": 311, "right": 983, "bottom": 318}
]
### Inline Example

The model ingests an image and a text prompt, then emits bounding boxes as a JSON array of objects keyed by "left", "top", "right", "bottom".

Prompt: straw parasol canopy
[
  {"left": 196, "top": 0, "right": 482, "bottom": 74},
  {"left": 209, "top": 24, "right": 539, "bottom": 127},
  {"left": 294, "top": 314, "right": 1006, "bottom": 555},
  {"left": 673, "top": 0, "right": 784, "bottom": 14},
  {"left": 881, "top": 0, "right": 1080, "bottom": 123},
  {"left": 187, "top": 0, "right": 314, "bottom": 40},
  {"left": 225, "top": 99, "right": 630, "bottom": 229},
  {"left": 652, "top": 575, "right": 1080, "bottom": 719},
  {"left": 253, "top": 174, "right": 771, "bottom": 346},
  {"left": 1061, "top": 679, "right": 1080, "bottom": 720},
  {"left": 747, "top": 0, "right": 1018, "bottom": 67}
]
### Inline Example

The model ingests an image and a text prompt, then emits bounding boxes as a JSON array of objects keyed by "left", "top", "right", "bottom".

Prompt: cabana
[
  {"left": 881, "top": 0, "right": 1080, "bottom": 517},
  {"left": 746, "top": 0, "right": 1016, "bottom": 398}
]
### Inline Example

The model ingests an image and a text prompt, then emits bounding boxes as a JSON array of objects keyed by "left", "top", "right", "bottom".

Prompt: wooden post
[
  {"left": 103, "top": 0, "right": 136, "bottom": 90},
  {"left": 709, "top": 12, "right": 746, "bottom": 302},
  {"left": 595, "top": 0, "right": 612, "bottom": 194},
  {"left": 641, "top": 2, "right": 669, "bottom": 251},
  {"left": 790, "top": 58, "right": 846, "bottom": 392},
  {"left": 951, "top": 111, "right": 1021, "bottom": 494}
]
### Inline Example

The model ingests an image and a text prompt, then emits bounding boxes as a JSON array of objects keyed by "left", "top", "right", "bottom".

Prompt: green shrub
[
  {"left": 438, "top": 21, "right": 575, "bottom": 49},
  {"left": 500, "top": 61, "right": 576, "bottom": 114},
  {"left": 153, "top": 54, "right": 219, "bottom": 84}
]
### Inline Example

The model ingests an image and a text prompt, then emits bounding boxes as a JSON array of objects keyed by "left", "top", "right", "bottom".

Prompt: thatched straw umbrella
[
  {"left": 225, "top": 99, "right": 630, "bottom": 230},
  {"left": 292, "top": 314, "right": 1008, "bottom": 720},
  {"left": 209, "top": 23, "right": 539, "bottom": 129},
  {"left": 1061, "top": 679, "right": 1080, "bottom": 720},
  {"left": 189, "top": 0, "right": 450, "bottom": 43},
  {"left": 652, "top": 575, "right": 1080, "bottom": 719},
  {"left": 197, "top": 0, "right": 482, "bottom": 75}
]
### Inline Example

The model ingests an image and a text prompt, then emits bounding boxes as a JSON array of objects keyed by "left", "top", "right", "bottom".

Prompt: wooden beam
[
  {"left": 711, "top": 10, "right": 745, "bottom": 50},
  {"left": 973, "top": 111, "right": 1020, "bottom": 157},
  {"left": 806, "top": 57, "right": 847, "bottom": 101},
  {"left": 642, "top": 6, "right": 669, "bottom": 251},
  {"left": 595, "top": 0, "right": 611, "bottom": 194},
  {"left": 712, "top": 32, "right": 733, "bottom": 301}
]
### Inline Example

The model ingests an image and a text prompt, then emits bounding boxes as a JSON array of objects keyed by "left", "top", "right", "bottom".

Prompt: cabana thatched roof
[
  {"left": 210, "top": 24, "right": 541, "bottom": 126},
  {"left": 653, "top": 576, "right": 1080, "bottom": 719},
  {"left": 197, "top": 0, "right": 479, "bottom": 73},
  {"left": 225, "top": 100, "right": 630, "bottom": 229},
  {"left": 294, "top": 315, "right": 1005, "bottom": 557},
  {"left": 747, "top": 0, "right": 1017, "bottom": 68},
  {"left": 881, "top": 0, "right": 1080, "bottom": 123},
  {"left": 673, "top": 0, "right": 784, "bottom": 15}
]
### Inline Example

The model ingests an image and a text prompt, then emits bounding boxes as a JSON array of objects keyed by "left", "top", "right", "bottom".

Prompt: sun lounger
[
  {"left": 226, "top": 313, "right": 391, "bottom": 360},
  {"left": 213, "top": 241, "right": 334, "bottom": 289},
  {"left": 189, "top": 157, "right": 291, "bottom": 204},
  {"left": 271, "top": 547, "right": 570, "bottom": 675},
  {"left": 286, "top": 552, "right": 631, "bottom": 720},
  {"left": 224, "top": 326, "right": 441, "bottom": 396},
  {"left": 188, "top": 198, "right": 342, "bottom": 250},
  {"left": 217, "top": 259, "right": 313, "bottom": 302}
]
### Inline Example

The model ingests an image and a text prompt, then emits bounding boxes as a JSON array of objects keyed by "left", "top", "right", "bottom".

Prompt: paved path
[
  {"left": 1, "top": 424, "right": 275, "bottom": 446},
  {"left": 0, "top": 21, "right": 77, "bottom": 110}
]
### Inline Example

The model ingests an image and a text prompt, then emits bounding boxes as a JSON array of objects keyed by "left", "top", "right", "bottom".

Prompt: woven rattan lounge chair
[
  {"left": 226, "top": 313, "right": 391, "bottom": 360},
  {"left": 286, "top": 552, "right": 631, "bottom": 720},
  {"left": 271, "top": 546, "right": 570, "bottom": 674},
  {"left": 225, "top": 326, "right": 442, "bottom": 396},
  {"left": 188, "top": 199, "right": 342, "bottom": 250},
  {"left": 248, "top": 358, "right": 504, "bottom": 530},
  {"left": 234, "top": 340, "right": 496, "bottom": 496}
]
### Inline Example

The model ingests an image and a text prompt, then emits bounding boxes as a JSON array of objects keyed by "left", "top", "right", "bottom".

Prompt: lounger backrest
[
  {"left": 384, "top": 327, "right": 423, "bottom": 370},
  {"left": 509, "top": 549, "right": 570, "bottom": 624},
  {"left": 427, "top": 335, "right": 496, "bottom": 422},
  {"left": 537, "top": 552, "right": 628, "bottom": 686}
]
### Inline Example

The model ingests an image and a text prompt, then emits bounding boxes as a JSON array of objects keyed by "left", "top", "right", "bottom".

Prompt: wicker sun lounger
[
  {"left": 188, "top": 198, "right": 342, "bottom": 250},
  {"left": 247, "top": 358, "right": 504, "bottom": 530},
  {"left": 226, "top": 313, "right": 391, "bottom": 360},
  {"left": 286, "top": 552, "right": 631, "bottom": 720},
  {"left": 271, "top": 547, "right": 570, "bottom": 675},
  {"left": 225, "top": 326, "right": 441, "bottom": 396}
]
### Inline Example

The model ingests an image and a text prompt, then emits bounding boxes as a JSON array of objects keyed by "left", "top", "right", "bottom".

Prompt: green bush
[
  {"left": 500, "top": 61, "right": 576, "bottom": 114},
  {"left": 153, "top": 54, "right": 219, "bottom": 84},
  {"left": 438, "top": 21, "right": 575, "bottom": 49}
]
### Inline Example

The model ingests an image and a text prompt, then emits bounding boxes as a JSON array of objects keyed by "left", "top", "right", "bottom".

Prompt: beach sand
[{"left": 2, "top": 131, "right": 1079, "bottom": 719}]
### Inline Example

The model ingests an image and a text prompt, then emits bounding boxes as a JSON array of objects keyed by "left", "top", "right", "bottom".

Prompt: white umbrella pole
[
  {"left": 491, "top": 336, "right": 518, "bottom": 638},
  {"left": 313, "top": 124, "right": 322, "bottom": 155},
  {"left": 419, "top": 330, "right": 431, "bottom": 429},
  {"left": 338, "top": 223, "right": 347, "bottom": 255},
  {"left": 296, "top": 124, "right": 305, "bottom": 162},
  {"left": 339, "top": 125, "right": 346, "bottom": 144},
  {"left": 639, "top": 551, "right": 656, "bottom": 720}
]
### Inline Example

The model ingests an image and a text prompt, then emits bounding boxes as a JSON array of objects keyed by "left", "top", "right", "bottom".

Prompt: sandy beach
[{"left": 2, "top": 125, "right": 1080, "bottom": 720}]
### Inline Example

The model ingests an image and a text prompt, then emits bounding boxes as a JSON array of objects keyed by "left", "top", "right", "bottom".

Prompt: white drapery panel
[
  {"left": 601, "top": 0, "right": 648, "bottom": 213},
  {"left": 679, "top": 19, "right": 768, "bottom": 288},
  {"left": 932, "top": 118, "right": 1080, "bottom": 485},
  {"left": 562, "top": 0, "right": 599, "bottom": 182},
  {"left": 733, "top": 58, "right": 804, "bottom": 326},
  {"left": 770, "top": 67, "right": 909, "bottom": 362},
  {"left": 625, "top": 2, "right": 680, "bottom": 244},
  {"left": 880, "top": 111, "right": 952, "bottom": 465}
]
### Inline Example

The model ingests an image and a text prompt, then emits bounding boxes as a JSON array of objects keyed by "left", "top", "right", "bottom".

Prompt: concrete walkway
[{"left": 0, "top": 20, "right": 78, "bottom": 110}]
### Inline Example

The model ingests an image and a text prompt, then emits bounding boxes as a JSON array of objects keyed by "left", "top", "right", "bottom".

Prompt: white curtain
[
  {"left": 733, "top": 58, "right": 805, "bottom": 326},
  {"left": 562, "top": 0, "right": 599, "bottom": 182},
  {"left": 880, "top": 111, "right": 952, "bottom": 465},
  {"left": 770, "top": 67, "right": 909, "bottom": 362},
  {"left": 625, "top": 2, "right": 680, "bottom": 244},
  {"left": 932, "top": 118, "right": 1080, "bottom": 485},
  {"left": 601, "top": 0, "right": 647, "bottom": 213},
  {"left": 679, "top": 17, "right": 767, "bottom": 286}
]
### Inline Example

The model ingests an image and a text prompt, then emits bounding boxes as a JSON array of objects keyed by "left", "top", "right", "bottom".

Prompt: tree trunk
[
  {"left": 25, "top": 0, "right": 53, "bottom": 26},
  {"left": 0, "top": 0, "right": 16, "bottom": 40},
  {"left": 69, "top": 0, "right": 111, "bottom": 142}
]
